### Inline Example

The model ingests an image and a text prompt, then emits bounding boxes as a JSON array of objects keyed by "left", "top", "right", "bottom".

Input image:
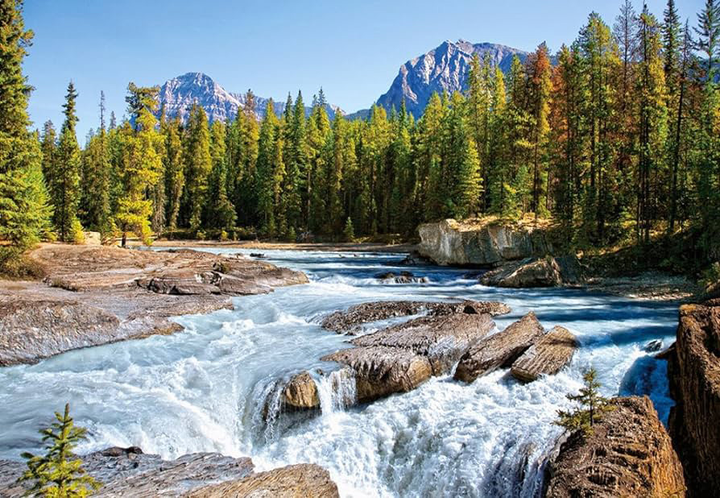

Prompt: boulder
[
  {"left": 510, "top": 326, "right": 578, "bottom": 382},
  {"left": 480, "top": 256, "right": 585, "bottom": 288},
  {"left": 283, "top": 371, "right": 320, "bottom": 410},
  {"left": 668, "top": 300, "right": 720, "bottom": 497},
  {"left": 321, "top": 346, "right": 433, "bottom": 403},
  {"left": 321, "top": 299, "right": 510, "bottom": 334},
  {"left": 187, "top": 463, "right": 339, "bottom": 498},
  {"left": 454, "top": 312, "right": 545, "bottom": 383},
  {"left": 351, "top": 311, "right": 495, "bottom": 375},
  {"left": 417, "top": 219, "right": 551, "bottom": 266},
  {"left": 398, "top": 251, "right": 433, "bottom": 266},
  {"left": 374, "top": 271, "right": 429, "bottom": 284},
  {"left": 544, "top": 396, "right": 686, "bottom": 498}
]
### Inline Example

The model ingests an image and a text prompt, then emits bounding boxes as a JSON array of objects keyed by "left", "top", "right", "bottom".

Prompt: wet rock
[
  {"left": 0, "top": 448, "right": 255, "bottom": 497},
  {"left": 454, "top": 312, "right": 545, "bottom": 383},
  {"left": 351, "top": 312, "right": 495, "bottom": 375},
  {"left": 249, "top": 252, "right": 266, "bottom": 258},
  {"left": 480, "top": 256, "right": 585, "bottom": 288},
  {"left": 644, "top": 339, "right": 664, "bottom": 352},
  {"left": 417, "top": 219, "right": 551, "bottom": 266},
  {"left": 510, "top": 326, "right": 578, "bottom": 382},
  {"left": 321, "top": 299, "right": 510, "bottom": 334},
  {"left": 398, "top": 251, "right": 432, "bottom": 266},
  {"left": 187, "top": 463, "right": 339, "bottom": 498},
  {"left": 321, "top": 346, "right": 433, "bottom": 403},
  {"left": 668, "top": 300, "right": 720, "bottom": 496},
  {"left": 283, "top": 371, "right": 320, "bottom": 410},
  {"left": 375, "top": 271, "right": 429, "bottom": 284},
  {"left": 544, "top": 396, "right": 685, "bottom": 498}
]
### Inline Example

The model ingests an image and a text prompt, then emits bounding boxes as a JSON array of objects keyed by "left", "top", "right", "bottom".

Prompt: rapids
[{"left": 0, "top": 248, "right": 679, "bottom": 497}]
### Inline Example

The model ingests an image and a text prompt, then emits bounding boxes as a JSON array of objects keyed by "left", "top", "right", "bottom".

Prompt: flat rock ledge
[
  {"left": 0, "top": 447, "right": 338, "bottom": 498},
  {"left": 321, "top": 299, "right": 510, "bottom": 334},
  {"left": 544, "top": 396, "right": 686, "bottom": 498},
  {"left": 0, "top": 244, "right": 308, "bottom": 366}
]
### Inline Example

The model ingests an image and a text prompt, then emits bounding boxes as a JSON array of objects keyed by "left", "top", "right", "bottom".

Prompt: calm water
[{"left": 0, "top": 248, "right": 679, "bottom": 497}]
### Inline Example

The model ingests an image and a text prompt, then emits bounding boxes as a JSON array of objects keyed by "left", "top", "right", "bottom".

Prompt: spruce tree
[
  {"left": 181, "top": 103, "right": 212, "bottom": 232},
  {"left": 51, "top": 82, "right": 83, "bottom": 242},
  {"left": 20, "top": 403, "right": 102, "bottom": 497},
  {"left": 205, "top": 121, "right": 236, "bottom": 231},
  {"left": 115, "top": 84, "right": 164, "bottom": 246},
  {"left": 0, "top": 0, "right": 52, "bottom": 256},
  {"left": 80, "top": 92, "right": 112, "bottom": 235},
  {"left": 556, "top": 368, "right": 614, "bottom": 436},
  {"left": 163, "top": 117, "right": 184, "bottom": 230}
]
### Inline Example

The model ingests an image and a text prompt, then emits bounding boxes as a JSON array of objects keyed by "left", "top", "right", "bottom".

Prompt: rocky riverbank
[
  {"left": 0, "top": 446, "right": 338, "bottom": 497},
  {"left": 667, "top": 299, "right": 720, "bottom": 497},
  {"left": 0, "top": 244, "right": 308, "bottom": 366}
]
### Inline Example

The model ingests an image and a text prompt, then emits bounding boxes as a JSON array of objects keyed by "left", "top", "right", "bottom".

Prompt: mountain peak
[{"left": 375, "top": 40, "right": 528, "bottom": 117}]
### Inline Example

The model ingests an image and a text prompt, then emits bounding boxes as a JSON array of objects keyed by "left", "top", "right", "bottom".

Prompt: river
[{"left": 0, "top": 248, "right": 679, "bottom": 497}]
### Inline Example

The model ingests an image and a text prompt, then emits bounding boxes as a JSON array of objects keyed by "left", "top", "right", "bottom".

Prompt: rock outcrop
[
  {"left": 417, "top": 219, "right": 551, "bottom": 266},
  {"left": 511, "top": 326, "right": 578, "bottom": 382},
  {"left": 188, "top": 463, "right": 339, "bottom": 498},
  {"left": 350, "top": 312, "right": 495, "bottom": 375},
  {"left": 454, "top": 313, "right": 545, "bottom": 383},
  {"left": 0, "top": 447, "right": 338, "bottom": 497},
  {"left": 322, "top": 308, "right": 496, "bottom": 402},
  {"left": 480, "top": 256, "right": 585, "bottom": 288},
  {"left": 544, "top": 396, "right": 686, "bottom": 498},
  {"left": 321, "top": 299, "right": 510, "bottom": 334},
  {"left": 0, "top": 244, "right": 308, "bottom": 366},
  {"left": 667, "top": 299, "right": 720, "bottom": 497}
]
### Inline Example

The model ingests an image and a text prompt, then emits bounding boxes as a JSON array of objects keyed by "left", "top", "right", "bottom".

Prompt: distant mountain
[
  {"left": 347, "top": 40, "right": 528, "bottom": 120},
  {"left": 157, "top": 72, "right": 340, "bottom": 123}
]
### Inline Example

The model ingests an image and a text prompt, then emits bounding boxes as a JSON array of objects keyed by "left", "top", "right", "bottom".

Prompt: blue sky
[{"left": 24, "top": 0, "right": 704, "bottom": 139}]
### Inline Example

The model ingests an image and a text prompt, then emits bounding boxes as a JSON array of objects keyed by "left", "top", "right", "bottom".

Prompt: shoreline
[{"left": 148, "top": 239, "right": 418, "bottom": 253}]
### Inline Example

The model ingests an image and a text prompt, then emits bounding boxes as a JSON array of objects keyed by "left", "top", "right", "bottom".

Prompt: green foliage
[
  {"left": 556, "top": 368, "right": 615, "bottom": 436},
  {"left": 19, "top": 403, "right": 102, "bottom": 497},
  {"left": 343, "top": 217, "right": 355, "bottom": 242}
]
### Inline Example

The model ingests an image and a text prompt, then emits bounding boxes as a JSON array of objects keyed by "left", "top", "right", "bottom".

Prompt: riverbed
[{"left": 0, "top": 248, "right": 679, "bottom": 497}]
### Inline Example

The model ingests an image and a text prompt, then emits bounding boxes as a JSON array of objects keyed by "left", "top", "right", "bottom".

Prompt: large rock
[
  {"left": 544, "top": 396, "right": 686, "bottom": 498},
  {"left": 417, "top": 219, "right": 551, "bottom": 266},
  {"left": 668, "top": 299, "right": 720, "bottom": 497},
  {"left": 321, "top": 299, "right": 510, "bottom": 334},
  {"left": 350, "top": 311, "right": 495, "bottom": 374},
  {"left": 188, "top": 463, "right": 339, "bottom": 498},
  {"left": 454, "top": 312, "right": 545, "bottom": 383},
  {"left": 480, "top": 256, "right": 585, "bottom": 288},
  {"left": 511, "top": 326, "right": 578, "bottom": 382},
  {"left": 374, "top": 271, "right": 429, "bottom": 284},
  {"left": 283, "top": 371, "right": 320, "bottom": 410},
  {"left": 321, "top": 346, "right": 433, "bottom": 403},
  {"left": 0, "top": 447, "right": 338, "bottom": 497}
]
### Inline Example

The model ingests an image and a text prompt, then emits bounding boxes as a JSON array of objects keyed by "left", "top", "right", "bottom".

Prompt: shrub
[{"left": 343, "top": 217, "right": 355, "bottom": 242}]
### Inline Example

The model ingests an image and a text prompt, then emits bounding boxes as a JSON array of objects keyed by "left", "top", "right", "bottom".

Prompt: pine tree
[
  {"left": 556, "top": 368, "right": 615, "bottom": 436},
  {"left": 80, "top": 92, "right": 112, "bottom": 235},
  {"left": 51, "top": 82, "right": 83, "bottom": 242},
  {"left": 235, "top": 91, "right": 260, "bottom": 226},
  {"left": 205, "top": 121, "right": 236, "bottom": 231},
  {"left": 695, "top": 0, "right": 720, "bottom": 83},
  {"left": 255, "top": 100, "right": 282, "bottom": 236},
  {"left": 527, "top": 43, "right": 553, "bottom": 219},
  {"left": 343, "top": 216, "right": 355, "bottom": 242},
  {"left": 163, "top": 117, "right": 184, "bottom": 230},
  {"left": 115, "top": 84, "right": 164, "bottom": 246},
  {"left": 19, "top": 403, "right": 102, "bottom": 497},
  {"left": 181, "top": 103, "right": 212, "bottom": 232}
]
